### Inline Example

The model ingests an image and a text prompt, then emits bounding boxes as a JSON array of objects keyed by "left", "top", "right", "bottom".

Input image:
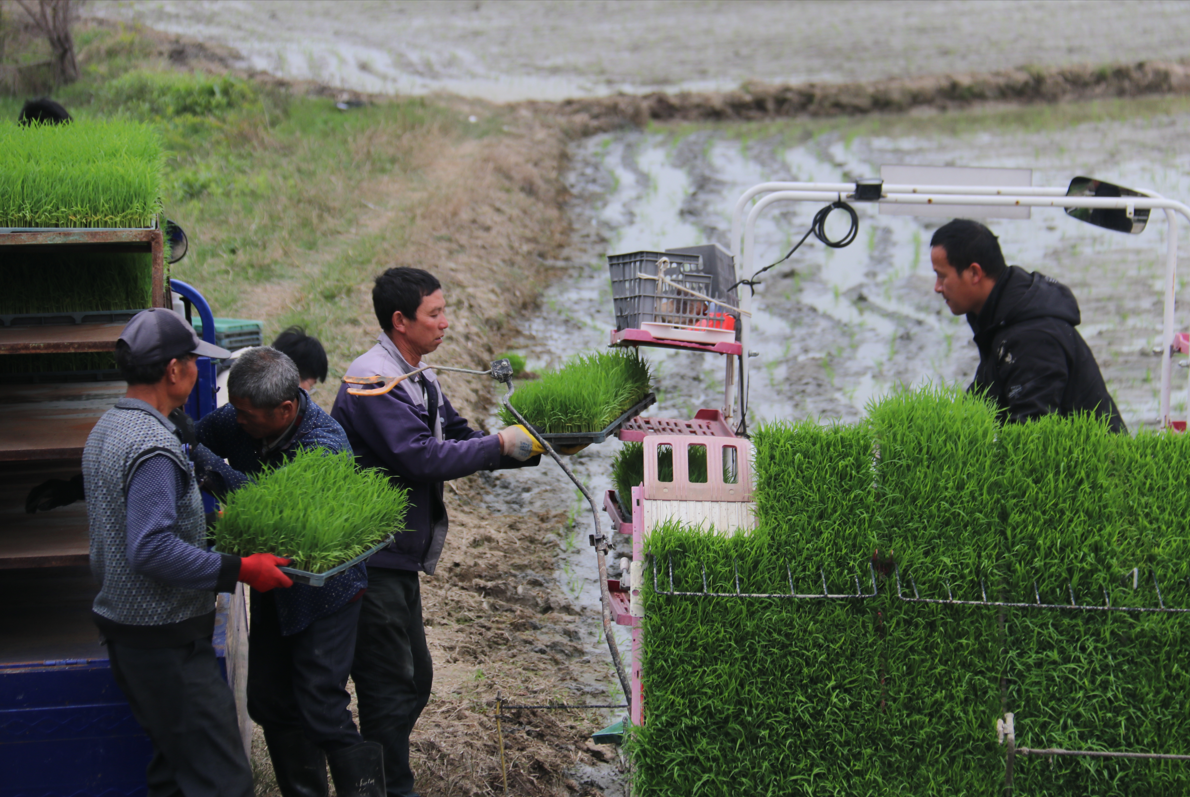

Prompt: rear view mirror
[
  {"left": 165, "top": 219, "right": 188, "bottom": 263},
  {"left": 1065, "top": 177, "right": 1150, "bottom": 234}
]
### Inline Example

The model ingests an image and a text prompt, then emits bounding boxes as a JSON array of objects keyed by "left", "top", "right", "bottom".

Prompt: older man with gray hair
[{"left": 196, "top": 346, "right": 382, "bottom": 797}]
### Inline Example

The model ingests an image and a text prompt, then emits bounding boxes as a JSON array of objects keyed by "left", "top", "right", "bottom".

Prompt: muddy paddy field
[{"left": 76, "top": 4, "right": 1190, "bottom": 795}]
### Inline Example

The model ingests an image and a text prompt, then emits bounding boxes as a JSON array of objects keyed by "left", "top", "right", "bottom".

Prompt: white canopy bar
[{"left": 731, "top": 183, "right": 1189, "bottom": 429}]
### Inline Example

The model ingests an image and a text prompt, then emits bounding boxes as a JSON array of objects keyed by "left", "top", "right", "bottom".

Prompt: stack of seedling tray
[
  {"left": 634, "top": 387, "right": 1190, "bottom": 796},
  {"left": 213, "top": 449, "right": 408, "bottom": 585},
  {"left": 499, "top": 349, "right": 654, "bottom": 446}
]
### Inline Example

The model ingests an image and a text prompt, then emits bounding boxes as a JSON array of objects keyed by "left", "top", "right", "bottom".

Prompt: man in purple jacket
[{"left": 331, "top": 267, "right": 541, "bottom": 797}]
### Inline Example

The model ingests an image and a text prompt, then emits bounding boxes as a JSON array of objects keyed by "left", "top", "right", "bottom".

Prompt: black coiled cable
[{"left": 729, "top": 200, "right": 860, "bottom": 294}]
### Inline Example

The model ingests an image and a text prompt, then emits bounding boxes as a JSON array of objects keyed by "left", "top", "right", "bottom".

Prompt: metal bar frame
[
  {"left": 729, "top": 183, "right": 1190, "bottom": 429},
  {"left": 647, "top": 554, "right": 1190, "bottom": 615},
  {"left": 649, "top": 553, "right": 879, "bottom": 599}
]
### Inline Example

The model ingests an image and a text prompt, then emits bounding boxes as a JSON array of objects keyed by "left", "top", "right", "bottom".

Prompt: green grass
[
  {"left": 611, "top": 441, "right": 709, "bottom": 520},
  {"left": 635, "top": 387, "right": 1190, "bottom": 796},
  {"left": 0, "top": 118, "right": 163, "bottom": 228},
  {"left": 212, "top": 448, "right": 408, "bottom": 573},
  {"left": 498, "top": 349, "right": 652, "bottom": 434},
  {"left": 0, "top": 30, "right": 486, "bottom": 388}
]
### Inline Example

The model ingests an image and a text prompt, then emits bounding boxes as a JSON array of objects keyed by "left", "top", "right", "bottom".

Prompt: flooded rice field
[
  {"left": 480, "top": 101, "right": 1190, "bottom": 734},
  {"left": 93, "top": 1, "right": 1190, "bottom": 101}
]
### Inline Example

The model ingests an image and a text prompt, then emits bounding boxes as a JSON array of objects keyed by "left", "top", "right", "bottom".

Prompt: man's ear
[
  {"left": 391, "top": 310, "right": 407, "bottom": 333},
  {"left": 277, "top": 399, "right": 298, "bottom": 420},
  {"left": 965, "top": 262, "right": 987, "bottom": 284}
]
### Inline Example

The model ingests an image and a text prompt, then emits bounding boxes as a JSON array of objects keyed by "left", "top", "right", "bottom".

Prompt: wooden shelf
[
  {"left": 0, "top": 380, "right": 125, "bottom": 463},
  {"left": 0, "top": 466, "right": 89, "bottom": 569},
  {"left": 0, "top": 566, "right": 105, "bottom": 665},
  {"left": 0, "top": 323, "right": 123, "bottom": 355}
]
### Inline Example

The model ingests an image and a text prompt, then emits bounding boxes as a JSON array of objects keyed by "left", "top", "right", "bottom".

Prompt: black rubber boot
[
  {"left": 263, "top": 727, "right": 329, "bottom": 797},
  {"left": 363, "top": 718, "right": 418, "bottom": 797},
  {"left": 327, "top": 741, "right": 386, "bottom": 797}
]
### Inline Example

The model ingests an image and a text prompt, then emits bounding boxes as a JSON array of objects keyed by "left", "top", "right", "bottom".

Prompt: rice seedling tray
[
  {"left": 277, "top": 535, "right": 395, "bottom": 587},
  {"left": 0, "top": 310, "right": 139, "bottom": 328},
  {"left": 531, "top": 392, "right": 656, "bottom": 447}
]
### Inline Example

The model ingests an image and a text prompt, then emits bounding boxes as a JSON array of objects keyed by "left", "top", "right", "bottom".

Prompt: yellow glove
[{"left": 500, "top": 425, "right": 545, "bottom": 461}]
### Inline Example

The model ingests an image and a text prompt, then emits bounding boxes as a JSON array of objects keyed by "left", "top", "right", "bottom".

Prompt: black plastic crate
[{"left": 608, "top": 251, "right": 736, "bottom": 331}]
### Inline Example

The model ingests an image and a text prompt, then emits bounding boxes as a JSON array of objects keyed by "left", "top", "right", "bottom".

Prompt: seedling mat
[
  {"left": 276, "top": 535, "right": 394, "bottom": 587},
  {"left": 532, "top": 392, "right": 656, "bottom": 446}
]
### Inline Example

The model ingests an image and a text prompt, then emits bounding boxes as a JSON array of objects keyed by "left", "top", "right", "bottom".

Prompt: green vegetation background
[
  {"left": 0, "top": 24, "right": 501, "bottom": 380},
  {"left": 635, "top": 387, "right": 1190, "bottom": 796}
]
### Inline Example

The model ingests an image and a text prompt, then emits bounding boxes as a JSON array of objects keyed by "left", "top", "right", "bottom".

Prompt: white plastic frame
[{"left": 729, "top": 182, "right": 1190, "bottom": 428}]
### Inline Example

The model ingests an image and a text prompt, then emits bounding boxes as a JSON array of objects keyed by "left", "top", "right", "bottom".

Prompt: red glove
[{"left": 238, "top": 553, "right": 293, "bottom": 591}]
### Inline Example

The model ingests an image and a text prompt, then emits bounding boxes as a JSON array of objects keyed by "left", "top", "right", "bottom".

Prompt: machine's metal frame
[{"left": 730, "top": 183, "right": 1190, "bottom": 429}]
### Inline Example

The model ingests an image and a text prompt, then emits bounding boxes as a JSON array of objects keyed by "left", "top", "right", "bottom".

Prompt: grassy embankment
[{"left": 1, "top": 22, "right": 568, "bottom": 421}]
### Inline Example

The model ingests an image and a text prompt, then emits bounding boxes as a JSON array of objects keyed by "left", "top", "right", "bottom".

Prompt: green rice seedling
[
  {"left": 1000, "top": 416, "right": 1190, "bottom": 794},
  {"left": 868, "top": 385, "right": 1005, "bottom": 794},
  {"left": 0, "top": 119, "right": 163, "bottom": 228},
  {"left": 610, "top": 441, "right": 708, "bottom": 520},
  {"left": 0, "top": 352, "right": 117, "bottom": 376},
  {"left": 634, "top": 420, "right": 883, "bottom": 797},
  {"left": 213, "top": 448, "right": 408, "bottom": 573},
  {"left": 0, "top": 251, "right": 153, "bottom": 315},
  {"left": 633, "top": 387, "right": 1190, "bottom": 795},
  {"left": 497, "top": 349, "right": 651, "bottom": 434}
]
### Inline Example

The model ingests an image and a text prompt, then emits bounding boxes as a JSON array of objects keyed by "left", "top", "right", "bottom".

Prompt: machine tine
[
  {"left": 1153, "top": 571, "right": 1167, "bottom": 610},
  {"left": 1034, "top": 581, "right": 1041, "bottom": 605},
  {"left": 344, "top": 366, "right": 431, "bottom": 396},
  {"left": 787, "top": 565, "right": 795, "bottom": 597},
  {"left": 734, "top": 559, "right": 742, "bottom": 596},
  {"left": 1069, "top": 583, "right": 1078, "bottom": 608},
  {"left": 821, "top": 569, "right": 829, "bottom": 597}
]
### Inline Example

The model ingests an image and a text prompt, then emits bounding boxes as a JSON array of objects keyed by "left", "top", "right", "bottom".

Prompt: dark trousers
[
  {"left": 248, "top": 589, "right": 364, "bottom": 752},
  {"left": 108, "top": 637, "right": 253, "bottom": 797},
  {"left": 351, "top": 568, "right": 433, "bottom": 797}
]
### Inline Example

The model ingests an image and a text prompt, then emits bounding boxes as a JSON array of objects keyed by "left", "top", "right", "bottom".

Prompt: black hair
[
  {"left": 930, "top": 219, "right": 1007, "bottom": 280},
  {"left": 271, "top": 325, "right": 328, "bottom": 383},
  {"left": 227, "top": 347, "right": 300, "bottom": 407},
  {"left": 372, "top": 267, "right": 442, "bottom": 331},
  {"left": 19, "top": 98, "right": 71, "bottom": 125},
  {"left": 116, "top": 340, "right": 195, "bottom": 386}
]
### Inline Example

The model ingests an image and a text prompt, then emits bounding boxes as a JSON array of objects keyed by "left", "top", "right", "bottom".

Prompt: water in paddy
[{"left": 479, "top": 103, "right": 1190, "bottom": 721}]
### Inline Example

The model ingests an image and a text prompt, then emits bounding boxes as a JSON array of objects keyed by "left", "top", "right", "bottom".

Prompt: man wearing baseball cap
[{"left": 83, "top": 308, "right": 294, "bottom": 797}]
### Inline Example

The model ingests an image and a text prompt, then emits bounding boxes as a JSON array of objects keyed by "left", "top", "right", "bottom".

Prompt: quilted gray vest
[{"left": 83, "top": 399, "right": 212, "bottom": 627}]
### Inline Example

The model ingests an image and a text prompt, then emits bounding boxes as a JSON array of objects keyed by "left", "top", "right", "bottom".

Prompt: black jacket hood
[{"left": 968, "top": 265, "right": 1081, "bottom": 348}]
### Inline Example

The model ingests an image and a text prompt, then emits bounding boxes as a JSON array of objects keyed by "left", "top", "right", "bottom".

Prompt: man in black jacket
[{"left": 930, "top": 218, "right": 1127, "bottom": 432}]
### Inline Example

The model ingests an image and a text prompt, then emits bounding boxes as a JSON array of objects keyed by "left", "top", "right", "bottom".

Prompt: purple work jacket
[{"left": 331, "top": 334, "right": 536, "bottom": 573}]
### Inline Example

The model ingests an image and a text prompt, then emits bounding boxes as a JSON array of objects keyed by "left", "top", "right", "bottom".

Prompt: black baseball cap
[{"left": 119, "top": 308, "right": 231, "bottom": 365}]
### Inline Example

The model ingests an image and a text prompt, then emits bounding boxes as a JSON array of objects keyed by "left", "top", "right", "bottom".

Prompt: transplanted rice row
[
  {"left": 634, "top": 386, "right": 1190, "bottom": 796},
  {"left": 213, "top": 448, "right": 408, "bottom": 573}
]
